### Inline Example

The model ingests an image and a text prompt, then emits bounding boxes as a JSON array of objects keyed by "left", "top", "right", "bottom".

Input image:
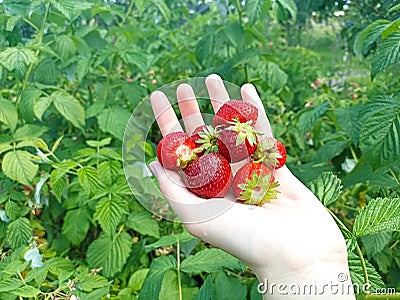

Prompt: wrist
[{"left": 252, "top": 261, "right": 355, "bottom": 299}]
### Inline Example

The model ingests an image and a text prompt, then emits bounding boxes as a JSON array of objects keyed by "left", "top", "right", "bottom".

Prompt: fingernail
[{"left": 148, "top": 162, "right": 158, "bottom": 176}]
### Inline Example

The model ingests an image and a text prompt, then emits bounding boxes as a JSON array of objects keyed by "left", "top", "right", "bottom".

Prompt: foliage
[{"left": 0, "top": 0, "right": 399, "bottom": 299}]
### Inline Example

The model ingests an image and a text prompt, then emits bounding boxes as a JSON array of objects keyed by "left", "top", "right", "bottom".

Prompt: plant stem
[
  {"left": 349, "top": 144, "right": 359, "bottom": 163},
  {"left": 355, "top": 241, "right": 369, "bottom": 286},
  {"left": 177, "top": 240, "right": 183, "bottom": 300},
  {"left": 389, "top": 168, "right": 399, "bottom": 186}
]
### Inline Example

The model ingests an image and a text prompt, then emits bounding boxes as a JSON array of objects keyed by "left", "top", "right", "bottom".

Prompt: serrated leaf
[
  {"left": 80, "top": 273, "right": 110, "bottom": 292},
  {"left": 371, "top": 31, "right": 400, "bottom": 79},
  {"left": 0, "top": 46, "right": 37, "bottom": 75},
  {"left": 359, "top": 97, "right": 400, "bottom": 166},
  {"left": 224, "top": 22, "right": 244, "bottom": 48},
  {"left": 138, "top": 255, "right": 177, "bottom": 300},
  {"left": 87, "top": 232, "right": 132, "bottom": 278},
  {"left": 12, "top": 285, "right": 40, "bottom": 297},
  {"left": 51, "top": 91, "right": 85, "bottom": 130},
  {"left": 44, "top": 257, "right": 75, "bottom": 275},
  {"left": 266, "top": 62, "right": 288, "bottom": 92},
  {"left": 334, "top": 106, "right": 363, "bottom": 145},
  {"left": 213, "top": 271, "right": 247, "bottom": 300},
  {"left": 128, "top": 269, "right": 150, "bottom": 291},
  {"left": 348, "top": 251, "right": 385, "bottom": 293},
  {"left": 87, "top": 137, "right": 112, "bottom": 148},
  {"left": 94, "top": 197, "right": 128, "bottom": 233},
  {"left": 77, "top": 166, "right": 105, "bottom": 195},
  {"left": 361, "top": 232, "right": 392, "bottom": 257},
  {"left": 34, "top": 96, "right": 52, "bottom": 121},
  {"left": 0, "top": 98, "right": 18, "bottom": 131},
  {"left": 353, "top": 197, "right": 400, "bottom": 237},
  {"left": 194, "top": 275, "right": 213, "bottom": 300},
  {"left": 152, "top": 0, "right": 171, "bottom": 22},
  {"left": 54, "top": 35, "right": 76, "bottom": 59},
  {"left": 50, "top": 168, "right": 67, "bottom": 201},
  {"left": 297, "top": 102, "right": 330, "bottom": 134},
  {"left": 97, "top": 108, "right": 131, "bottom": 140},
  {"left": 0, "top": 278, "right": 23, "bottom": 292},
  {"left": 245, "top": 0, "right": 267, "bottom": 23},
  {"left": 353, "top": 20, "right": 390, "bottom": 60},
  {"left": 7, "top": 217, "right": 33, "bottom": 248},
  {"left": 19, "top": 87, "right": 40, "bottom": 123},
  {"left": 126, "top": 211, "right": 160, "bottom": 238},
  {"left": 308, "top": 172, "right": 342, "bottom": 206},
  {"left": 315, "top": 140, "right": 348, "bottom": 163},
  {"left": 5, "top": 201, "right": 20, "bottom": 221},
  {"left": 3, "top": 260, "right": 29, "bottom": 276},
  {"left": 275, "top": 0, "right": 297, "bottom": 21},
  {"left": 181, "top": 248, "right": 241, "bottom": 274},
  {"left": 14, "top": 124, "right": 48, "bottom": 141},
  {"left": 145, "top": 231, "right": 195, "bottom": 252},
  {"left": 62, "top": 208, "right": 90, "bottom": 245},
  {"left": 2, "top": 150, "right": 38, "bottom": 185}
]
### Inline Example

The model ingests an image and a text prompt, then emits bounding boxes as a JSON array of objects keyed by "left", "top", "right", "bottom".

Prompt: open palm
[{"left": 149, "top": 74, "right": 353, "bottom": 299}]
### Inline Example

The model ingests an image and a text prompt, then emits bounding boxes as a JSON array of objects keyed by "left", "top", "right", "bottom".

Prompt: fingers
[
  {"left": 241, "top": 83, "right": 273, "bottom": 137},
  {"left": 177, "top": 84, "right": 205, "bottom": 135},
  {"left": 150, "top": 91, "right": 182, "bottom": 136},
  {"left": 205, "top": 74, "right": 230, "bottom": 113}
]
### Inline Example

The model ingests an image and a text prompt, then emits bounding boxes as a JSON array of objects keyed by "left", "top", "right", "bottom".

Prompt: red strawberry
[
  {"left": 183, "top": 152, "right": 232, "bottom": 199},
  {"left": 157, "top": 132, "right": 197, "bottom": 170},
  {"left": 232, "top": 162, "right": 279, "bottom": 206},
  {"left": 212, "top": 100, "right": 258, "bottom": 127},
  {"left": 190, "top": 125, "right": 219, "bottom": 155},
  {"left": 253, "top": 137, "right": 286, "bottom": 169},
  {"left": 217, "top": 121, "right": 258, "bottom": 163}
]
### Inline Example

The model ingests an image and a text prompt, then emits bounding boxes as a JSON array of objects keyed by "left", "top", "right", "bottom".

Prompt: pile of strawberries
[{"left": 156, "top": 100, "right": 286, "bottom": 206}]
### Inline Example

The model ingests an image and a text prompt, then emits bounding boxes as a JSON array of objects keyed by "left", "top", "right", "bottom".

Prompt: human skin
[{"left": 149, "top": 74, "right": 355, "bottom": 299}]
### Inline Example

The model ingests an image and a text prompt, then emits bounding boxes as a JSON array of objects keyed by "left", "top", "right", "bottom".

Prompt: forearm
[{"left": 252, "top": 262, "right": 356, "bottom": 299}]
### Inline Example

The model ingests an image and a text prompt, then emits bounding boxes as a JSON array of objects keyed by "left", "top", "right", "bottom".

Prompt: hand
[{"left": 149, "top": 74, "right": 354, "bottom": 299}]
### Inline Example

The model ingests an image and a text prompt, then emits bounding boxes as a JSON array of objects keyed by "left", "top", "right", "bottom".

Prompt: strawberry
[
  {"left": 253, "top": 137, "right": 287, "bottom": 169},
  {"left": 157, "top": 132, "right": 197, "bottom": 170},
  {"left": 212, "top": 100, "right": 258, "bottom": 127},
  {"left": 232, "top": 161, "right": 279, "bottom": 206},
  {"left": 190, "top": 125, "right": 219, "bottom": 155},
  {"left": 217, "top": 121, "right": 258, "bottom": 163},
  {"left": 183, "top": 152, "right": 232, "bottom": 199}
]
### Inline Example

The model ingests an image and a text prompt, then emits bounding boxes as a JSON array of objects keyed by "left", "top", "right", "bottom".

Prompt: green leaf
[
  {"left": 245, "top": 0, "right": 267, "bottom": 23},
  {"left": 7, "top": 217, "right": 33, "bottom": 248},
  {"left": 353, "top": 20, "right": 390, "bottom": 60},
  {"left": 12, "top": 285, "right": 40, "bottom": 298},
  {"left": 159, "top": 270, "right": 199, "bottom": 300},
  {"left": 145, "top": 231, "right": 195, "bottom": 252},
  {"left": 54, "top": 35, "right": 76, "bottom": 59},
  {"left": 77, "top": 166, "right": 105, "bottom": 196},
  {"left": 62, "top": 208, "right": 91, "bottom": 246},
  {"left": 50, "top": 0, "right": 93, "bottom": 21},
  {"left": 334, "top": 106, "right": 363, "bottom": 145},
  {"left": 308, "top": 172, "right": 342, "bottom": 206},
  {"left": 19, "top": 87, "right": 40, "bottom": 123},
  {"left": 315, "top": 140, "right": 348, "bottom": 163},
  {"left": 0, "top": 278, "right": 23, "bottom": 293},
  {"left": 2, "top": 150, "right": 38, "bottom": 185},
  {"left": 297, "top": 102, "right": 330, "bottom": 134},
  {"left": 275, "top": 0, "right": 297, "bottom": 21},
  {"left": 361, "top": 232, "right": 392, "bottom": 257},
  {"left": 34, "top": 96, "right": 52, "bottom": 121},
  {"left": 3, "top": 260, "right": 29, "bottom": 276},
  {"left": 138, "top": 256, "right": 177, "bottom": 300},
  {"left": 152, "top": 0, "right": 171, "bottom": 22},
  {"left": 381, "top": 19, "right": 400, "bottom": 40},
  {"left": 79, "top": 273, "right": 110, "bottom": 292},
  {"left": 266, "top": 62, "right": 288, "bottom": 92},
  {"left": 0, "top": 98, "right": 18, "bottom": 131},
  {"left": 359, "top": 97, "right": 400, "bottom": 166},
  {"left": 213, "top": 271, "right": 247, "bottom": 300},
  {"left": 87, "top": 232, "right": 132, "bottom": 278},
  {"left": 387, "top": 3, "right": 400, "bottom": 15},
  {"left": 97, "top": 108, "right": 131, "bottom": 140},
  {"left": 126, "top": 211, "right": 160, "bottom": 238},
  {"left": 181, "top": 248, "right": 241, "bottom": 274},
  {"left": 5, "top": 201, "right": 20, "bottom": 221},
  {"left": 128, "top": 269, "right": 150, "bottom": 291},
  {"left": 353, "top": 197, "right": 400, "bottom": 237},
  {"left": 50, "top": 169, "right": 67, "bottom": 201},
  {"left": 14, "top": 124, "right": 48, "bottom": 141},
  {"left": 87, "top": 137, "right": 112, "bottom": 148},
  {"left": 44, "top": 257, "right": 75, "bottom": 275},
  {"left": 224, "top": 22, "right": 244, "bottom": 48},
  {"left": 0, "top": 46, "right": 37, "bottom": 75},
  {"left": 371, "top": 31, "right": 400, "bottom": 79},
  {"left": 348, "top": 251, "right": 385, "bottom": 293},
  {"left": 194, "top": 276, "right": 213, "bottom": 300},
  {"left": 94, "top": 197, "right": 129, "bottom": 233},
  {"left": 51, "top": 91, "right": 85, "bottom": 130}
]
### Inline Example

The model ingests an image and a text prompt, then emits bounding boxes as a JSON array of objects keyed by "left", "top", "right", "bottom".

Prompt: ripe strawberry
[
  {"left": 253, "top": 137, "right": 286, "bottom": 169},
  {"left": 212, "top": 100, "right": 258, "bottom": 127},
  {"left": 157, "top": 132, "right": 197, "bottom": 170},
  {"left": 217, "top": 121, "right": 258, "bottom": 163},
  {"left": 183, "top": 152, "right": 232, "bottom": 199},
  {"left": 190, "top": 125, "right": 219, "bottom": 155},
  {"left": 232, "top": 162, "right": 279, "bottom": 206}
]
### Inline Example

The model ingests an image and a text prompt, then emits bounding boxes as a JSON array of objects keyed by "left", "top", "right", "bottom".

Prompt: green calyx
[
  {"left": 253, "top": 137, "right": 282, "bottom": 167},
  {"left": 176, "top": 145, "right": 198, "bottom": 169},
  {"left": 194, "top": 125, "right": 220, "bottom": 153},
  {"left": 238, "top": 171, "right": 280, "bottom": 206},
  {"left": 227, "top": 120, "right": 258, "bottom": 147}
]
